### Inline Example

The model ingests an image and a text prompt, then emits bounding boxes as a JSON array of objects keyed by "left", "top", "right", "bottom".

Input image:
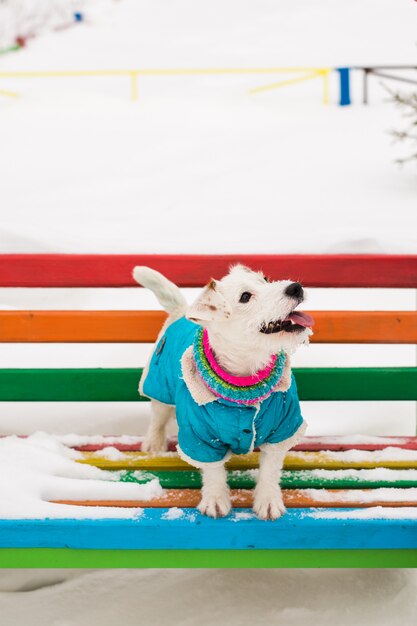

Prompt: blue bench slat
[{"left": 1, "top": 509, "right": 416, "bottom": 550}]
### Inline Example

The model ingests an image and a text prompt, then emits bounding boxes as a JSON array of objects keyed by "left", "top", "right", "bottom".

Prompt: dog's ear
[{"left": 186, "top": 279, "right": 232, "bottom": 323}]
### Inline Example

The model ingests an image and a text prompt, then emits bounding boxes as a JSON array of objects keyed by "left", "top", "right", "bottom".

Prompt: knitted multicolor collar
[{"left": 192, "top": 327, "right": 287, "bottom": 406}]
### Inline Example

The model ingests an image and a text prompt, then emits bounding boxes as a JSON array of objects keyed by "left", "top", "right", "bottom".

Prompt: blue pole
[{"left": 337, "top": 67, "right": 351, "bottom": 106}]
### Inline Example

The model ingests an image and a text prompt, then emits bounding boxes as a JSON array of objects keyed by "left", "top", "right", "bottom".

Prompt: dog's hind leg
[{"left": 142, "top": 399, "right": 174, "bottom": 453}]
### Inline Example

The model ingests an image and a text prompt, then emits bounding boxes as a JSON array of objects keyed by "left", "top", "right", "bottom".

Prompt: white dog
[{"left": 133, "top": 264, "right": 313, "bottom": 520}]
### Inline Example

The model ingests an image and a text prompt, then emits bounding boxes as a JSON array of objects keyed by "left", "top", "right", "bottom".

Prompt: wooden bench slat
[
  {"left": 0, "top": 367, "right": 416, "bottom": 400},
  {"left": 118, "top": 469, "right": 417, "bottom": 489},
  {"left": 2, "top": 548, "right": 416, "bottom": 568},
  {"left": 293, "top": 436, "right": 417, "bottom": 452},
  {"left": 0, "top": 310, "right": 416, "bottom": 343},
  {"left": 53, "top": 487, "right": 417, "bottom": 509},
  {"left": 80, "top": 449, "right": 417, "bottom": 471},
  {"left": 1, "top": 512, "right": 416, "bottom": 550},
  {"left": 296, "top": 367, "right": 417, "bottom": 401},
  {"left": 1, "top": 254, "right": 416, "bottom": 287},
  {"left": 311, "top": 311, "right": 417, "bottom": 344},
  {"left": 0, "top": 311, "right": 167, "bottom": 343},
  {"left": 70, "top": 435, "right": 417, "bottom": 452}
]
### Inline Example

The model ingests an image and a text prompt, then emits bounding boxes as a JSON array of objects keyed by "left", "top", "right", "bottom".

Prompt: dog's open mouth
[{"left": 260, "top": 311, "right": 314, "bottom": 334}]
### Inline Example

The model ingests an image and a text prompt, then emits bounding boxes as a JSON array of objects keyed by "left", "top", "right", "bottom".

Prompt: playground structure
[
  {"left": 0, "top": 253, "right": 416, "bottom": 568},
  {"left": 0, "top": 65, "right": 415, "bottom": 104},
  {"left": 338, "top": 65, "right": 417, "bottom": 106},
  {"left": 0, "top": 66, "right": 332, "bottom": 103}
]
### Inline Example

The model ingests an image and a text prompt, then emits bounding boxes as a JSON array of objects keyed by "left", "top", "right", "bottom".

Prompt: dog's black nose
[{"left": 285, "top": 282, "right": 304, "bottom": 299}]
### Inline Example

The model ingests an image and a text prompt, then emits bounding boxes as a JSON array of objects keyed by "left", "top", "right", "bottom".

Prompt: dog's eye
[
  {"left": 239, "top": 292, "right": 252, "bottom": 303},
  {"left": 263, "top": 276, "right": 269, "bottom": 282}
]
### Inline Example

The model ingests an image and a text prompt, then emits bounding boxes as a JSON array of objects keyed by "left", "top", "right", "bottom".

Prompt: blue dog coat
[{"left": 140, "top": 317, "right": 304, "bottom": 466}]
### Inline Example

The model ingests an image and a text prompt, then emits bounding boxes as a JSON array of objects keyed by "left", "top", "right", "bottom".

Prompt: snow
[
  {"left": 160, "top": 508, "right": 197, "bottom": 522},
  {"left": 80, "top": 445, "right": 417, "bottom": 465},
  {"left": 236, "top": 466, "right": 417, "bottom": 483},
  {"left": 0, "top": 432, "right": 162, "bottom": 518},
  {"left": 0, "top": 568, "right": 417, "bottom": 626},
  {"left": 300, "top": 435, "right": 411, "bottom": 445},
  {"left": 119, "top": 469, "right": 160, "bottom": 482},
  {"left": 292, "top": 447, "right": 417, "bottom": 462},
  {"left": 57, "top": 433, "right": 145, "bottom": 446},
  {"left": 309, "top": 506, "right": 417, "bottom": 520},
  {"left": 0, "top": 95, "right": 416, "bottom": 256},
  {"left": 161, "top": 507, "right": 185, "bottom": 520},
  {"left": 231, "top": 510, "right": 256, "bottom": 522},
  {"left": 303, "top": 487, "right": 417, "bottom": 503},
  {"left": 90, "top": 445, "right": 127, "bottom": 460},
  {"left": 309, "top": 467, "right": 417, "bottom": 481}
]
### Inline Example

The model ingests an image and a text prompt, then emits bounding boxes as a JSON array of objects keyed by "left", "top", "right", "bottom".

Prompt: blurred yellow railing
[
  {"left": 0, "top": 67, "right": 331, "bottom": 103},
  {"left": 249, "top": 68, "right": 330, "bottom": 103},
  {"left": 0, "top": 87, "right": 19, "bottom": 98}
]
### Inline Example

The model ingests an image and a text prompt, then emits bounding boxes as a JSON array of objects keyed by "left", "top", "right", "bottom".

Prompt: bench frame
[{"left": 1, "top": 253, "right": 417, "bottom": 568}]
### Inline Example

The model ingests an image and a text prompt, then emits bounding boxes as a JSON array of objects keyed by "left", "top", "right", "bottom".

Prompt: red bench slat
[{"left": 0, "top": 254, "right": 416, "bottom": 287}]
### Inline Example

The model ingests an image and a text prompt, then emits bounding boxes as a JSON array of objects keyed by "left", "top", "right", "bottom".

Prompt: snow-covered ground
[
  {"left": 0, "top": 0, "right": 417, "bottom": 619},
  {"left": 0, "top": 568, "right": 416, "bottom": 626}
]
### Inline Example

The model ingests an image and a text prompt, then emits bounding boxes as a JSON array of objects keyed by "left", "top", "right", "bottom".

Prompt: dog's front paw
[
  {"left": 198, "top": 492, "right": 231, "bottom": 518},
  {"left": 253, "top": 488, "right": 286, "bottom": 521},
  {"left": 141, "top": 432, "right": 168, "bottom": 453}
]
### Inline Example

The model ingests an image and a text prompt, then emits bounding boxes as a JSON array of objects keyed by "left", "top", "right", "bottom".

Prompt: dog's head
[{"left": 186, "top": 265, "right": 314, "bottom": 358}]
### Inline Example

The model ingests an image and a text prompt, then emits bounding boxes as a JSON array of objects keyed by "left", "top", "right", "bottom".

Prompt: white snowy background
[{"left": 0, "top": 0, "right": 417, "bottom": 623}]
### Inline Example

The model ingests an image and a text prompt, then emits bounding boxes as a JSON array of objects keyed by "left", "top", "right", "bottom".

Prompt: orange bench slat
[
  {"left": 53, "top": 488, "right": 417, "bottom": 509},
  {"left": 0, "top": 310, "right": 416, "bottom": 343}
]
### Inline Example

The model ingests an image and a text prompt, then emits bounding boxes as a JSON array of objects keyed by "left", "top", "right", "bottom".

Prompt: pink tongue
[{"left": 287, "top": 311, "right": 314, "bottom": 328}]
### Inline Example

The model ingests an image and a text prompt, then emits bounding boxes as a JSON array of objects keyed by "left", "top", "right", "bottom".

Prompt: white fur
[
  {"left": 133, "top": 266, "right": 187, "bottom": 315},
  {"left": 133, "top": 264, "right": 312, "bottom": 520},
  {"left": 197, "top": 464, "right": 232, "bottom": 518},
  {"left": 187, "top": 265, "right": 312, "bottom": 375},
  {"left": 141, "top": 399, "right": 173, "bottom": 453},
  {"left": 253, "top": 421, "right": 307, "bottom": 520}
]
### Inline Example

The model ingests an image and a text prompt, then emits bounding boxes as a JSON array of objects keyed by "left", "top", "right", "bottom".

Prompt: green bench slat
[
  {"left": 119, "top": 469, "right": 417, "bottom": 489},
  {"left": 297, "top": 367, "right": 417, "bottom": 400},
  {"left": 1, "top": 548, "right": 416, "bottom": 569},
  {"left": 0, "top": 367, "right": 416, "bottom": 401}
]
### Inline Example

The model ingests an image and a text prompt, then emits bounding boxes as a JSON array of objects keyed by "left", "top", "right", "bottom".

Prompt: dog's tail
[{"left": 132, "top": 266, "right": 187, "bottom": 314}]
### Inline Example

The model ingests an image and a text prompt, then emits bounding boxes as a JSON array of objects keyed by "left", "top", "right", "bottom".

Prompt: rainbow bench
[{"left": 0, "top": 254, "right": 417, "bottom": 568}]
